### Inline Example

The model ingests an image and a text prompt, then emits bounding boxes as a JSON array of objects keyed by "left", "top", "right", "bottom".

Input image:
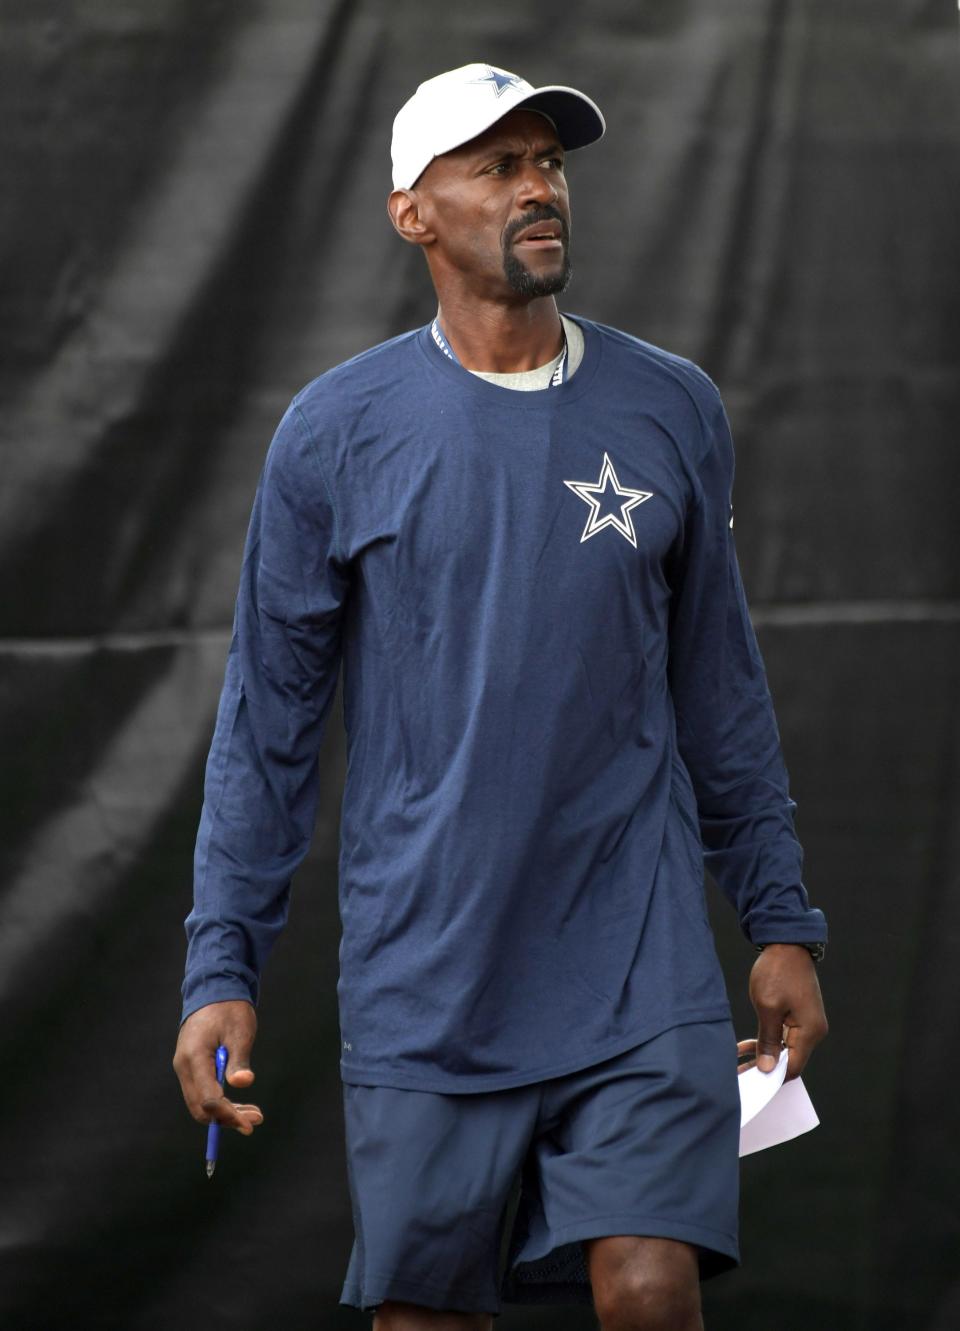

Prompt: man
[{"left": 173, "top": 63, "right": 828, "bottom": 1331}]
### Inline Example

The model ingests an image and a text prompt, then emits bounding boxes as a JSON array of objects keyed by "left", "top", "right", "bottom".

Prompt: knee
[{"left": 593, "top": 1260, "right": 701, "bottom": 1331}]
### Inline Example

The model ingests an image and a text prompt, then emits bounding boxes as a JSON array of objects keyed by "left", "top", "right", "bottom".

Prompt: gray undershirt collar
[{"left": 469, "top": 315, "right": 585, "bottom": 391}]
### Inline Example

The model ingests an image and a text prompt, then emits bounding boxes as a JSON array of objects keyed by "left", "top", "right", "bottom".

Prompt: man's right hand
[{"left": 172, "top": 999, "right": 264, "bottom": 1135}]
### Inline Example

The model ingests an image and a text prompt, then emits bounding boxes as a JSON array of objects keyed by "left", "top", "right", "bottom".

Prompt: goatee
[
  {"left": 501, "top": 205, "right": 572, "bottom": 297},
  {"left": 502, "top": 249, "right": 573, "bottom": 297}
]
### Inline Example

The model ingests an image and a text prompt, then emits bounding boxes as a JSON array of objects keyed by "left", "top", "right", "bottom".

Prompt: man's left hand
[{"left": 738, "top": 944, "right": 828, "bottom": 1082}]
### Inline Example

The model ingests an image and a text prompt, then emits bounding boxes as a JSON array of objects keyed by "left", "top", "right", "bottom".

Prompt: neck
[{"left": 434, "top": 296, "right": 563, "bottom": 373}]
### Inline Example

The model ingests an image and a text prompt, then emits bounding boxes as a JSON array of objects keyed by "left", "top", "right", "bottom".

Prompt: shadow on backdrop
[{"left": 1, "top": 2, "right": 957, "bottom": 1328}]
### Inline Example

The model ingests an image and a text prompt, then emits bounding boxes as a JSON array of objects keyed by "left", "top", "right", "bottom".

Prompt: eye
[
  {"left": 487, "top": 161, "right": 511, "bottom": 175},
  {"left": 541, "top": 156, "right": 565, "bottom": 171}
]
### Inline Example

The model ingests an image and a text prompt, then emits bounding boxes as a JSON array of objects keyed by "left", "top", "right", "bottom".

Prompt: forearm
[
  {"left": 180, "top": 645, "right": 324, "bottom": 1024},
  {"left": 694, "top": 753, "right": 827, "bottom": 944}
]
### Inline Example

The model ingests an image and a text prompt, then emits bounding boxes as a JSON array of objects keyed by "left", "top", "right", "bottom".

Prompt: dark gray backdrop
[{"left": 1, "top": 1, "right": 958, "bottom": 1328}]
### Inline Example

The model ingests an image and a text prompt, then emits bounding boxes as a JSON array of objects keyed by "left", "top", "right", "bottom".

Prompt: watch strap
[{"left": 754, "top": 941, "right": 826, "bottom": 963}]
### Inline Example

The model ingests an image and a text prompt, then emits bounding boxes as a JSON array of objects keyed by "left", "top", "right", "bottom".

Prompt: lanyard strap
[{"left": 430, "top": 317, "right": 568, "bottom": 387}]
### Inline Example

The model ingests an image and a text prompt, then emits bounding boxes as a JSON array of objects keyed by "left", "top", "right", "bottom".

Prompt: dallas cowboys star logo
[
  {"left": 469, "top": 67, "right": 523, "bottom": 97},
  {"left": 563, "top": 453, "right": 653, "bottom": 547}
]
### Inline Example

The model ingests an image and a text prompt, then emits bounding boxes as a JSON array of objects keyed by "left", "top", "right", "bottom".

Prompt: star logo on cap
[
  {"left": 564, "top": 453, "right": 653, "bottom": 547},
  {"left": 469, "top": 67, "right": 523, "bottom": 97}
]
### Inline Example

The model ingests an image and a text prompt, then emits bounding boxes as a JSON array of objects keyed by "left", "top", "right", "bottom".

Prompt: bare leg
[
  {"left": 372, "top": 1299, "right": 493, "bottom": 1331},
  {"left": 585, "top": 1235, "right": 704, "bottom": 1331}
]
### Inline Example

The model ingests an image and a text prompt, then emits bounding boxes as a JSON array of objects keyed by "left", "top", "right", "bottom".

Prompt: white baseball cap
[{"left": 391, "top": 62, "right": 605, "bottom": 190}]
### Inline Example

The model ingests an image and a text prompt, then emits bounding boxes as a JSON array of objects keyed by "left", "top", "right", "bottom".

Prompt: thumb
[
  {"left": 224, "top": 1018, "right": 256, "bottom": 1087},
  {"left": 755, "top": 1016, "right": 784, "bottom": 1074}
]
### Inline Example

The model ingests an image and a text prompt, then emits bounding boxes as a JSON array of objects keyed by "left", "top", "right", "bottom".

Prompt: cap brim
[
  {"left": 514, "top": 85, "right": 605, "bottom": 151},
  {"left": 396, "top": 78, "right": 606, "bottom": 190}
]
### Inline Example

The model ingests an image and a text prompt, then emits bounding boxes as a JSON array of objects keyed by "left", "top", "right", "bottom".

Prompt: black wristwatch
[{"left": 754, "top": 941, "right": 826, "bottom": 964}]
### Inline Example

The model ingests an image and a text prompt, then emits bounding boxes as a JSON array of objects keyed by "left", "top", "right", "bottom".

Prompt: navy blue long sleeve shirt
[{"left": 181, "top": 314, "right": 827, "bottom": 1092}]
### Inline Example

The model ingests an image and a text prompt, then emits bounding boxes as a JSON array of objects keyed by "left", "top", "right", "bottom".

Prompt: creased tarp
[{"left": 0, "top": 2, "right": 958, "bottom": 1328}]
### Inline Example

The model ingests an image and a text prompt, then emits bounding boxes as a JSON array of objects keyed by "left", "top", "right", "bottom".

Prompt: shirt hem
[
  {"left": 338, "top": 1003, "right": 733, "bottom": 1093},
  {"left": 544, "top": 1211, "right": 739, "bottom": 1253},
  {"left": 340, "top": 1271, "right": 500, "bottom": 1315}
]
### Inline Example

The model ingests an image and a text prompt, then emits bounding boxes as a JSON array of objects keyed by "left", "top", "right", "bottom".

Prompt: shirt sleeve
[
  {"left": 179, "top": 400, "right": 348, "bottom": 1026},
  {"left": 666, "top": 383, "right": 827, "bottom": 946}
]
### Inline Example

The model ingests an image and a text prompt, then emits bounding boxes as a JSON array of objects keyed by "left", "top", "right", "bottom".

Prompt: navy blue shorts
[{"left": 339, "top": 1018, "right": 741, "bottom": 1315}]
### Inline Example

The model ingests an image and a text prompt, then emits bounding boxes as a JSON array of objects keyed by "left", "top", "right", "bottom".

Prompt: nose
[{"left": 515, "top": 159, "right": 559, "bottom": 210}]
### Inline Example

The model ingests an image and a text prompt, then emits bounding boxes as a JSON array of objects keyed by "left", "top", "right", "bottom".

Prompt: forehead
[{"left": 441, "top": 107, "right": 562, "bottom": 166}]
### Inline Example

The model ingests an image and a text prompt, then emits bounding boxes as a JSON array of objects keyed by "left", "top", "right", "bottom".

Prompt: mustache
[{"left": 502, "top": 205, "right": 569, "bottom": 248}]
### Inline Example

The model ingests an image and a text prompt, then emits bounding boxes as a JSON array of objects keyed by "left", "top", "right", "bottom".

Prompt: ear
[{"left": 387, "top": 188, "right": 436, "bottom": 247}]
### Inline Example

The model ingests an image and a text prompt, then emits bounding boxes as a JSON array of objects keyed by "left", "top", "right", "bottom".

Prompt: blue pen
[{"left": 205, "top": 1044, "right": 229, "bottom": 1178}]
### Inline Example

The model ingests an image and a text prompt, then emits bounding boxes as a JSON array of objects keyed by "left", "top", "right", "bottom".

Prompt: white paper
[{"left": 737, "top": 1046, "right": 820, "bottom": 1157}]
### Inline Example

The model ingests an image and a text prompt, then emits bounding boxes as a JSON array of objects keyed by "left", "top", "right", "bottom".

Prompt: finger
[
  {"left": 181, "top": 1046, "right": 250, "bottom": 1124},
  {"left": 200, "top": 1093, "right": 263, "bottom": 1134},
  {"left": 188, "top": 1052, "right": 234, "bottom": 1118},
  {"left": 755, "top": 1015, "right": 785, "bottom": 1073},
  {"left": 232, "top": 1103, "right": 264, "bottom": 1127},
  {"left": 737, "top": 1038, "right": 757, "bottom": 1074},
  {"left": 782, "top": 1005, "right": 828, "bottom": 1082},
  {"left": 227, "top": 1104, "right": 265, "bottom": 1135},
  {"left": 782, "top": 1023, "right": 815, "bottom": 1083},
  {"left": 173, "top": 1054, "right": 218, "bottom": 1123}
]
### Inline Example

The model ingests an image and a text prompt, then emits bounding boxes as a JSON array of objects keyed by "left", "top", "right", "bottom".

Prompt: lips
[{"left": 513, "top": 218, "right": 564, "bottom": 248}]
